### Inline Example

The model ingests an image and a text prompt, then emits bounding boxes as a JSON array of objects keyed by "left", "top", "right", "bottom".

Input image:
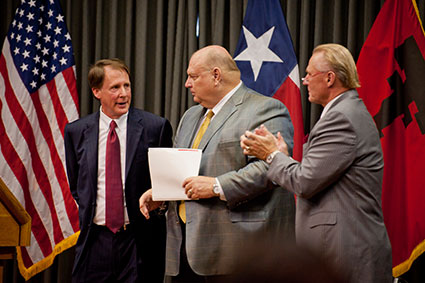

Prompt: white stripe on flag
[
  {"left": 56, "top": 69, "right": 79, "bottom": 123},
  {"left": 289, "top": 65, "right": 300, "bottom": 88}
]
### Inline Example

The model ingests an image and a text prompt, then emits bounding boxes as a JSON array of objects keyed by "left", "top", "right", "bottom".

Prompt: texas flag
[{"left": 234, "top": 0, "right": 304, "bottom": 161}]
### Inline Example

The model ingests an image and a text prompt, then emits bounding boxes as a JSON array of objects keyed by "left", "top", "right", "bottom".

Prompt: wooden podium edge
[{"left": 0, "top": 178, "right": 31, "bottom": 246}]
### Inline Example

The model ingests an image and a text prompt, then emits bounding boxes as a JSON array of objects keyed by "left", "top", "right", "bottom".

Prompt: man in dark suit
[
  {"left": 241, "top": 44, "right": 392, "bottom": 282},
  {"left": 140, "top": 45, "right": 295, "bottom": 282},
  {"left": 64, "top": 58, "right": 172, "bottom": 282}
]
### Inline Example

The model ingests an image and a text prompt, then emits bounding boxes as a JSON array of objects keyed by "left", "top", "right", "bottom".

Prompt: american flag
[{"left": 0, "top": 0, "right": 79, "bottom": 279}]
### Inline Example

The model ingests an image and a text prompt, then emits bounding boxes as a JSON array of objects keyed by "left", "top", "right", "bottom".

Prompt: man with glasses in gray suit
[{"left": 241, "top": 43, "right": 392, "bottom": 283}]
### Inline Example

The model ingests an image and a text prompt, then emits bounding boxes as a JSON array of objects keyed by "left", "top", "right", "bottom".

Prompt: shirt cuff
[{"left": 215, "top": 178, "right": 227, "bottom": 201}]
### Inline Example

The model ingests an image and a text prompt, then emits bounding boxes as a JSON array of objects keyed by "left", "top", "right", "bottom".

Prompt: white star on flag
[{"left": 234, "top": 26, "right": 284, "bottom": 81}]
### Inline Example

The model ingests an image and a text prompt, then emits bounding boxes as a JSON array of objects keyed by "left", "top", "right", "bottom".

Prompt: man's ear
[
  {"left": 327, "top": 71, "right": 336, "bottom": 86},
  {"left": 213, "top": 67, "right": 221, "bottom": 85},
  {"left": 92, "top": 88, "right": 100, "bottom": 99}
]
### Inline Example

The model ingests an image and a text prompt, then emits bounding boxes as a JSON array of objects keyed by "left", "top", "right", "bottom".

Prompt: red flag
[
  {"left": 0, "top": 0, "right": 80, "bottom": 279},
  {"left": 357, "top": 0, "right": 425, "bottom": 277},
  {"left": 234, "top": 0, "right": 304, "bottom": 161}
]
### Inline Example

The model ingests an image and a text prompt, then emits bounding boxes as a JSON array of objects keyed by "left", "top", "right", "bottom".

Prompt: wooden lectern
[{"left": 0, "top": 178, "right": 31, "bottom": 283}]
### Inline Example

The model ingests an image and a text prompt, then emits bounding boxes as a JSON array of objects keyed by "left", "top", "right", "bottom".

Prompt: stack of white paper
[{"left": 148, "top": 148, "right": 202, "bottom": 201}]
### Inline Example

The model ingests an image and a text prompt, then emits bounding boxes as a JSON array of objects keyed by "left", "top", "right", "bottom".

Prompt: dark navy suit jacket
[{"left": 64, "top": 107, "right": 173, "bottom": 282}]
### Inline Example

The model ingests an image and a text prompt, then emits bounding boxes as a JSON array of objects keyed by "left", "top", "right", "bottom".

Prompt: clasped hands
[
  {"left": 240, "top": 124, "right": 289, "bottom": 159},
  {"left": 139, "top": 176, "right": 216, "bottom": 219}
]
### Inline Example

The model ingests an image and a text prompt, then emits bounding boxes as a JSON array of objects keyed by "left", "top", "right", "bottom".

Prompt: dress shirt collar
[
  {"left": 320, "top": 91, "right": 347, "bottom": 120},
  {"left": 99, "top": 106, "right": 128, "bottom": 130},
  {"left": 209, "top": 80, "right": 242, "bottom": 118}
]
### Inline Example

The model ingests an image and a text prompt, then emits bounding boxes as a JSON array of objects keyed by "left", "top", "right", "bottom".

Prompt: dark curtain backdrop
[{"left": 1, "top": 0, "right": 425, "bottom": 282}]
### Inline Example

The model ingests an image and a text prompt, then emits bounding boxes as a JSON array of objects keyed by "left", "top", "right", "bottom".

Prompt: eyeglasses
[{"left": 301, "top": 71, "right": 327, "bottom": 82}]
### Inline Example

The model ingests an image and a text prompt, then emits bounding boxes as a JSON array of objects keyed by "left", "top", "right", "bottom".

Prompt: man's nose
[
  {"left": 118, "top": 86, "right": 129, "bottom": 96},
  {"left": 185, "top": 77, "right": 191, "bottom": 88}
]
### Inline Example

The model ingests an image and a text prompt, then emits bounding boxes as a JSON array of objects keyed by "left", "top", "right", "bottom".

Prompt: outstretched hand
[{"left": 139, "top": 189, "right": 163, "bottom": 219}]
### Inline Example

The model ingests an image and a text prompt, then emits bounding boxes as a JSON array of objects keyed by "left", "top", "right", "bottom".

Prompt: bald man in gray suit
[
  {"left": 140, "top": 45, "right": 295, "bottom": 282},
  {"left": 241, "top": 44, "right": 392, "bottom": 283}
]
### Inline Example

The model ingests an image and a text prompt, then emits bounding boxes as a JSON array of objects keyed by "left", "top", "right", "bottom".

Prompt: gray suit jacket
[
  {"left": 166, "top": 83, "right": 295, "bottom": 276},
  {"left": 268, "top": 90, "right": 392, "bottom": 282}
]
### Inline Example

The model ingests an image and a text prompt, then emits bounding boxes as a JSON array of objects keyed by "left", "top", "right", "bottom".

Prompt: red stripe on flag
[
  {"left": 45, "top": 78, "right": 68, "bottom": 137},
  {"left": 0, "top": 55, "right": 65, "bottom": 245},
  {"left": 19, "top": 247, "right": 34, "bottom": 269},
  {"left": 273, "top": 77, "right": 304, "bottom": 161}
]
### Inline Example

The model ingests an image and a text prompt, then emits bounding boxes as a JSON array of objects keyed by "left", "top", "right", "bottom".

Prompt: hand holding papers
[{"left": 148, "top": 148, "right": 202, "bottom": 200}]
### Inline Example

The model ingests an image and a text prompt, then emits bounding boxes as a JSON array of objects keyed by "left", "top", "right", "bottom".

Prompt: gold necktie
[{"left": 179, "top": 110, "right": 214, "bottom": 223}]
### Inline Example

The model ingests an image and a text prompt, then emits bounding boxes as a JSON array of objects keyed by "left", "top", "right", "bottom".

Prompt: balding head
[
  {"left": 185, "top": 45, "right": 241, "bottom": 108},
  {"left": 192, "top": 45, "right": 240, "bottom": 75}
]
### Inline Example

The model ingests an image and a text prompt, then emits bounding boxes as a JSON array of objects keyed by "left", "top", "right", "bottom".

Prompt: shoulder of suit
[
  {"left": 242, "top": 87, "right": 285, "bottom": 107},
  {"left": 129, "top": 107, "right": 167, "bottom": 122},
  {"left": 183, "top": 104, "right": 203, "bottom": 116},
  {"left": 65, "top": 111, "right": 99, "bottom": 130},
  {"left": 327, "top": 90, "right": 360, "bottom": 113}
]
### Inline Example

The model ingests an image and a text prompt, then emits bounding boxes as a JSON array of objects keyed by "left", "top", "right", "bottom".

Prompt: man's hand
[
  {"left": 139, "top": 189, "right": 163, "bottom": 219},
  {"left": 240, "top": 124, "right": 289, "bottom": 159},
  {"left": 274, "top": 132, "right": 289, "bottom": 156},
  {"left": 183, "top": 176, "right": 216, "bottom": 199}
]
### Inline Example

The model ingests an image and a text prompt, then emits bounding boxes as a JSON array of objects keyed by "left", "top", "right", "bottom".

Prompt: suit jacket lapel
[
  {"left": 126, "top": 109, "right": 143, "bottom": 180},
  {"left": 181, "top": 107, "right": 206, "bottom": 148},
  {"left": 197, "top": 84, "right": 246, "bottom": 150},
  {"left": 83, "top": 112, "right": 100, "bottom": 194}
]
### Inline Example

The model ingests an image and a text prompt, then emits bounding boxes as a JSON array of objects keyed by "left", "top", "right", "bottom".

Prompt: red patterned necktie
[{"left": 105, "top": 120, "right": 124, "bottom": 233}]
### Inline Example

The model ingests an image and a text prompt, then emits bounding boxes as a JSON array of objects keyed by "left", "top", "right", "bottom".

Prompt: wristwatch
[
  {"left": 212, "top": 183, "right": 220, "bottom": 196},
  {"left": 266, "top": 150, "right": 280, "bottom": 164}
]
